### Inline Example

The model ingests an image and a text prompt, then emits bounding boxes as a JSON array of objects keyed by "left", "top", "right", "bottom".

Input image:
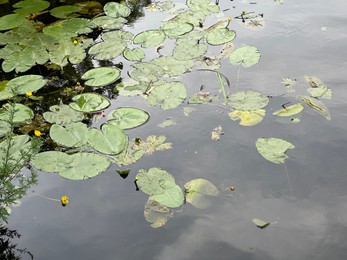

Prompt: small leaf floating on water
[
  {"left": 252, "top": 218, "right": 270, "bottom": 229},
  {"left": 116, "top": 169, "right": 130, "bottom": 179},
  {"left": 211, "top": 126, "right": 223, "bottom": 140},
  {"left": 297, "top": 95, "right": 331, "bottom": 120},
  {"left": 272, "top": 103, "right": 303, "bottom": 117},
  {"left": 255, "top": 137, "right": 295, "bottom": 164}
]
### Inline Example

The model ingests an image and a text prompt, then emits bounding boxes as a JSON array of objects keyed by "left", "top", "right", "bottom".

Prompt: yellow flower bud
[
  {"left": 26, "top": 91, "right": 33, "bottom": 96},
  {"left": 73, "top": 39, "right": 78, "bottom": 45},
  {"left": 61, "top": 195, "right": 69, "bottom": 206},
  {"left": 227, "top": 17, "right": 232, "bottom": 21},
  {"left": 34, "top": 130, "right": 41, "bottom": 137}
]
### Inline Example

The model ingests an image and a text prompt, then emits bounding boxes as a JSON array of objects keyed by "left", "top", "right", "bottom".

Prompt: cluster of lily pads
[{"left": 0, "top": 0, "right": 333, "bottom": 227}]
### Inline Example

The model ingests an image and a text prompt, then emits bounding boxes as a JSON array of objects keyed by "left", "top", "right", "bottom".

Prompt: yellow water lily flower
[
  {"left": 34, "top": 130, "right": 41, "bottom": 137},
  {"left": 61, "top": 196, "right": 69, "bottom": 206},
  {"left": 73, "top": 39, "right": 78, "bottom": 45},
  {"left": 26, "top": 91, "right": 33, "bottom": 96}
]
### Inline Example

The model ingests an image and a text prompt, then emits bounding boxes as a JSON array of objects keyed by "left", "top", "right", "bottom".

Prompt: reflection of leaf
[
  {"left": 106, "top": 107, "right": 149, "bottom": 129},
  {"left": 228, "top": 91, "right": 269, "bottom": 110},
  {"left": 136, "top": 135, "right": 172, "bottom": 155},
  {"left": 69, "top": 93, "right": 110, "bottom": 112},
  {"left": 256, "top": 137, "right": 295, "bottom": 164},
  {"left": 183, "top": 107, "right": 196, "bottom": 116},
  {"left": 252, "top": 218, "right": 270, "bottom": 229},
  {"left": 229, "top": 109, "right": 265, "bottom": 126},
  {"left": 273, "top": 103, "right": 303, "bottom": 117},
  {"left": 144, "top": 198, "right": 173, "bottom": 228},
  {"left": 297, "top": 95, "right": 331, "bottom": 120},
  {"left": 81, "top": 67, "right": 121, "bottom": 87},
  {"left": 137, "top": 167, "right": 184, "bottom": 208},
  {"left": 229, "top": 45, "right": 261, "bottom": 68},
  {"left": 184, "top": 178, "right": 219, "bottom": 209}
]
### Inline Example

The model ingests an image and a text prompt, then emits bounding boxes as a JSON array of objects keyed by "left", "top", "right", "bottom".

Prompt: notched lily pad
[
  {"left": 107, "top": 107, "right": 149, "bottom": 129},
  {"left": 256, "top": 137, "right": 295, "bottom": 164},
  {"left": 104, "top": 2, "right": 131, "bottom": 18},
  {"left": 205, "top": 28, "right": 236, "bottom": 46},
  {"left": 81, "top": 67, "right": 121, "bottom": 87},
  {"left": 228, "top": 91, "right": 269, "bottom": 110},
  {"left": 49, "top": 122, "right": 89, "bottom": 148},
  {"left": 69, "top": 93, "right": 110, "bottom": 112},
  {"left": 0, "top": 103, "right": 34, "bottom": 123},
  {"left": 43, "top": 104, "right": 84, "bottom": 125},
  {"left": 229, "top": 45, "right": 261, "bottom": 68},
  {"left": 229, "top": 109, "right": 265, "bottom": 126},
  {"left": 133, "top": 30, "right": 166, "bottom": 48},
  {"left": 184, "top": 179, "right": 219, "bottom": 209}
]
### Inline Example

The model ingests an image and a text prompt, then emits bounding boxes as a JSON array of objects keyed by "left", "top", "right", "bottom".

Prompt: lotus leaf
[
  {"left": 229, "top": 45, "right": 261, "bottom": 68},
  {"left": 106, "top": 107, "right": 149, "bottom": 129},
  {"left": 184, "top": 179, "right": 219, "bottom": 209},
  {"left": 49, "top": 122, "right": 89, "bottom": 148},
  {"left": 173, "top": 41, "right": 208, "bottom": 61},
  {"left": 136, "top": 167, "right": 184, "bottom": 208},
  {"left": 160, "top": 21, "right": 194, "bottom": 38},
  {"left": 0, "top": 14, "right": 26, "bottom": 31},
  {"left": 81, "top": 67, "right": 121, "bottom": 87},
  {"left": 144, "top": 198, "right": 173, "bottom": 228},
  {"left": 104, "top": 2, "right": 131, "bottom": 18},
  {"left": 31, "top": 151, "right": 73, "bottom": 173},
  {"left": 228, "top": 109, "right": 265, "bottom": 126},
  {"left": 43, "top": 104, "right": 84, "bottom": 125},
  {"left": 147, "top": 81, "right": 187, "bottom": 110},
  {"left": 0, "top": 103, "right": 34, "bottom": 123},
  {"left": 58, "top": 153, "right": 111, "bottom": 180},
  {"left": 133, "top": 30, "right": 166, "bottom": 48},
  {"left": 206, "top": 28, "right": 236, "bottom": 46},
  {"left": 151, "top": 56, "right": 194, "bottom": 76},
  {"left": 88, "top": 124, "right": 127, "bottom": 155},
  {"left": 228, "top": 91, "right": 269, "bottom": 110},
  {"left": 297, "top": 95, "right": 331, "bottom": 120},
  {"left": 69, "top": 93, "right": 110, "bottom": 112},
  {"left": 0, "top": 120, "right": 11, "bottom": 137},
  {"left": 273, "top": 103, "right": 303, "bottom": 117},
  {"left": 92, "top": 16, "right": 127, "bottom": 30},
  {"left": 128, "top": 63, "right": 165, "bottom": 82},
  {"left": 256, "top": 137, "right": 295, "bottom": 164},
  {"left": 50, "top": 5, "right": 82, "bottom": 18},
  {"left": 13, "top": 0, "right": 50, "bottom": 15},
  {"left": 123, "top": 48, "right": 145, "bottom": 61},
  {"left": 88, "top": 41, "right": 126, "bottom": 60}
]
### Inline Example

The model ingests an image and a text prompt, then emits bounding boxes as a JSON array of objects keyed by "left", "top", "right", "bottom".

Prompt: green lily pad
[
  {"left": 112, "top": 138, "right": 145, "bottom": 166},
  {"left": 305, "top": 76, "right": 332, "bottom": 99},
  {"left": 297, "top": 95, "right": 331, "bottom": 120},
  {"left": 69, "top": 93, "right": 110, "bottom": 113},
  {"left": 81, "top": 67, "right": 121, "bottom": 87},
  {"left": 50, "top": 5, "right": 82, "bottom": 18},
  {"left": 49, "top": 40, "right": 86, "bottom": 67},
  {"left": 101, "top": 30, "right": 134, "bottom": 42},
  {"left": 151, "top": 56, "right": 194, "bottom": 77},
  {"left": 184, "top": 179, "right": 219, "bottom": 209},
  {"left": 173, "top": 41, "right": 208, "bottom": 61},
  {"left": 229, "top": 109, "right": 265, "bottom": 126},
  {"left": 0, "top": 103, "right": 34, "bottom": 123},
  {"left": 256, "top": 137, "right": 295, "bottom": 164},
  {"left": 228, "top": 91, "right": 269, "bottom": 110},
  {"left": 133, "top": 30, "right": 166, "bottom": 48},
  {"left": 229, "top": 45, "right": 261, "bottom": 68},
  {"left": 13, "top": 0, "right": 50, "bottom": 15},
  {"left": 206, "top": 28, "right": 236, "bottom": 46},
  {"left": 147, "top": 81, "right": 187, "bottom": 110},
  {"left": 252, "top": 218, "right": 270, "bottom": 229},
  {"left": 123, "top": 48, "right": 145, "bottom": 61},
  {"left": 43, "top": 104, "right": 84, "bottom": 125},
  {"left": 135, "top": 135, "right": 172, "bottom": 155},
  {"left": 136, "top": 167, "right": 184, "bottom": 208},
  {"left": 0, "top": 14, "right": 26, "bottom": 31},
  {"left": 0, "top": 120, "right": 11, "bottom": 137},
  {"left": 92, "top": 16, "right": 127, "bottom": 30},
  {"left": 146, "top": 1, "right": 175, "bottom": 12},
  {"left": 31, "top": 151, "right": 73, "bottom": 173},
  {"left": 106, "top": 107, "right": 149, "bottom": 129},
  {"left": 273, "top": 103, "right": 304, "bottom": 117},
  {"left": 49, "top": 122, "right": 89, "bottom": 148},
  {"left": 88, "top": 41, "right": 126, "bottom": 60},
  {"left": 88, "top": 124, "right": 127, "bottom": 155},
  {"left": 104, "top": 2, "right": 131, "bottom": 18},
  {"left": 160, "top": 21, "right": 194, "bottom": 38},
  {"left": 187, "top": 0, "right": 219, "bottom": 16},
  {"left": 128, "top": 62, "right": 165, "bottom": 82},
  {"left": 144, "top": 198, "right": 173, "bottom": 228}
]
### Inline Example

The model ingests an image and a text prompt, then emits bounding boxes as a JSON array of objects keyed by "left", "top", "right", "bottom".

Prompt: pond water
[{"left": 2, "top": 0, "right": 347, "bottom": 259}]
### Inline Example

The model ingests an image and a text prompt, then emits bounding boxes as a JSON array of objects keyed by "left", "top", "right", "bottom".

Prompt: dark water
[{"left": 4, "top": 0, "right": 347, "bottom": 259}]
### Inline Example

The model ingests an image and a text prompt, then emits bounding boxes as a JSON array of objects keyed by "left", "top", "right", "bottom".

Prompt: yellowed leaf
[{"left": 228, "top": 109, "right": 265, "bottom": 126}]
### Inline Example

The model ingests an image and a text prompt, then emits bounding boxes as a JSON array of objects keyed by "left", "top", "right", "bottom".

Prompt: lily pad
[
  {"left": 43, "top": 104, "right": 84, "bottom": 125},
  {"left": 273, "top": 103, "right": 304, "bottom": 117},
  {"left": 31, "top": 151, "right": 73, "bottom": 173},
  {"left": 136, "top": 167, "right": 184, "bottom": 208},
  {"left": 133, "top": 30, "right": 166, "bottom": 48},
  {"left": 158, "top": 119, "right": 176, "bottom": 128},
  {"left": 113, "top": 138, "right": 145, "bottom": 166},
  {"left": 305, "top": 76, "right": 332, "bottom": 99},
  {"left": 88, "top": 124, "right": 127, "bottom": 155},
  {"left": 173, "top": 41, "right": 208, "bottom": 61},
  {"left": 229, "top": 45, "right": 261, "bottom": 68},
  {"left": 144, "top": 198, "right": 173, "bottom": 228},
  {"left": 5, "top": 74, "right": 47, "bottom": 96},
  {"left": 106, "top": 107, "right": 149, "bottom": 129},
  {"left": 297, "top": 95, "right": 331, "bottom": 120},
  {"left": 135, "top": 135, "right": 172, "bottom": 155},
  {"left": 147, "top": 81, "right": 187, "bottom": 110},
  {"left": 0, "top": 14, "right": 26, "bottom": 31},
  {"left": 13, "top": 0, "right": 50, "bottom": 15},
  {"left": 104, "top": 2, "right": 131, "bottom": 18},
  {"left": 81, "top": 67, "right": 121, "bottom": 87},
  {"left": 0, "top": 135, "right": 32, "bottom": 165},
  {"left": 49, "top": 122, "right": 89, "bottom": 148},
  {"left": 151, "top": 56, "right": 194, "bottom": 77},
  {"left": 228, "top": 91, "right": 269, "bottom": 110},
  {"left": 88, "top": 41, "right": 126, "bottom": 60},
  {"left": 256, "top": 137, "right": 295, "bottom": 164},
  {"left": 160, "top": 21, "right": 194, "bottom": 38},
  {"left": 92, "top": 16, "right": 127, "bottom": 30},
  {"left": 229, "top": 109, "right": 265, "bottom": 126},
  {"left": 49, "top": 41, "right": 86, "bottom": 67},
  {"left": 0, "top": 103, "right": 34, "bottom": 123},
  {"left": 128, "top": 62, "right": 165, "bottom": 82},
  {"left": 123, "top": 48, "right": 145, "bottom": 61},
  {"left": 206, "top": 28, "right": 236, "bottom": 46},
  {"left": 50, "top": 5, "right": 82, "bottom": 18},
  {"left": 69, "top": 93, "right": 110, "bottom": 113},
  {"left": 184, "top": 179, "right": 219, "bottom": 209}
]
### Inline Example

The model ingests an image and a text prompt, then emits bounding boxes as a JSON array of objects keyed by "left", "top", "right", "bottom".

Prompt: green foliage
[
  {"left": 228, "top": 91, "right": 269, "bottom": 110},
  {"left": 69, "top": 93, "right": 110, "bottom": 112},
  {"left": 184, "top": 179, "right": 219, "bottom": 209},
  {"left": 43, "top": 104, "right": 84, "bottom": 125},
  {"left": 255, "top": 137, "right": 295, "bottom": 164},
  {"left": 0, "top": 103, "right": 34, "bottom": 123},
  {"left": 229, "top": 45, "right": 261, "bottom": 68},
  {"left": 133, "top": 30, "right": 166, "bottom": 48},
  {"left": 0, "top": 14, "right": 26, "bottom": 31},
  {"left": 81, "top": 67, "right": 121, "bottom": 87},
  {"left": 106, "top": 107, "right": 149, "bottom": 129},
  {"left": 13, "top": 0, "right": 50, "bottom": 15}
]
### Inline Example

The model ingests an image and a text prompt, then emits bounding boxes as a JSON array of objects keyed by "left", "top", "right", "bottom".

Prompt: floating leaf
[
  {"left": 88, "top": 41, "right": 126, "bottom": 60},
  {"left": 187, "top": 0, "right": 219, "bottom": 15},
  {"left": 0, "top": 103, "right": 34, "bottom": 123},
  {"left": 173, "top": 41, "right": 208, "bottom": 61},
  {"left": 113, "top": 139, "right": 145, "bottom": 166},
  {"left": 160, "top": 21, "right": 194, "bottom": 38},
  {"left": 256, "top": 137, "right": 295, "bottom": 164},
  {"left": 184, "top": 179, "right": 219, "bottom": 209},
  {"left": 252, "top": 218, "right": 270, "bottom": 229},
  {"left": 133, "top": 29, "right": 166, "bottom": 48},
  {"left": 188, "top": 91, "right": 219, "bottom": 104},
  {"left": 92, "top": 16, "right": 127, "bottom": 30},
  {"left": 229, "top": 45, "right": 261, "bottom": 68},
  {"left": 50, "top": 5, "right": 82, "bottom": 18},
  {"left": 144, "top": 198, "right": 173, "bottom": 228},
  {"left": 129, "top": 63, "right": 165, "bottom": 82},
  {"left": 116, "top": 169, "right": 130, "bottom": 179},
  {"left": 31, "top": 151, "right": 73, "bottom": 173},
  {"left": 137, "top": 168, "right": 184, "bottom": 208},
  {"left": 104, "top": 2, "right": 131, "bottom": 18},
  {"left": 146, "top": 1, "right": 175, "bottom": 12},
  {"left": 205, "top": 28, "right": 236, "bottom": 46},
  {"left": 229, "top": 109, "right": 265, "bottom": 126},
  {"left": 107, "top": 107, "right": 149, "bottom": 129},
  {"left": 43, "top": 18, "right": 95, "bottom": 39},
  {"left": 147, "top": 81, "right": 187, "bottom": 110},
  {"left": 297, "top": 95, "right": 331, "bottom": 120},
  {"left": 183, "top": 107, "right": 196, "bottom": 116},
  {"left": 69, "top": 93, "right": 110, "bottom": 113},
  {"left": 49, "top": 122, "right": 89, "bottom": 148},
  {"left": 228, "top": 91, "right": 269, "bottom": 110},
  {"left": 305, "top": 76, "right": 332, "bottom": 99},
  {"left": 123, "top": 48, "right": 145, "bottom": 61},
  {"left": 211, "top": 126, "right": 223, "bottom": 140},
  {"left": 43, "top": 104, "right": 84, "bottom": 125},
  {"left": 151, "top": 56, "right": 194, "bottom": 77},
  {"left": 88, "top": 124, "right": 127, "bottom": 155},
  {"left": 158, "top": 119, "right": 176, "bottom": 128},
  {"left": 13, "top": 0, "right": 50, "bottom": 15},
  {"left": 81, "top": 67, "right": 121, "bottom": 87},
  {"left": 49, "top": 41, "right": 86, "bottom": 67},
  {"left": 136, "top": 135, "right": 172, "bottom": 155},
  {"left": 273, "top": 103, "right": 304, "bottom": 117},
  {"left": 0, "top": 14, "right": 26, "bottom": 31}
]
